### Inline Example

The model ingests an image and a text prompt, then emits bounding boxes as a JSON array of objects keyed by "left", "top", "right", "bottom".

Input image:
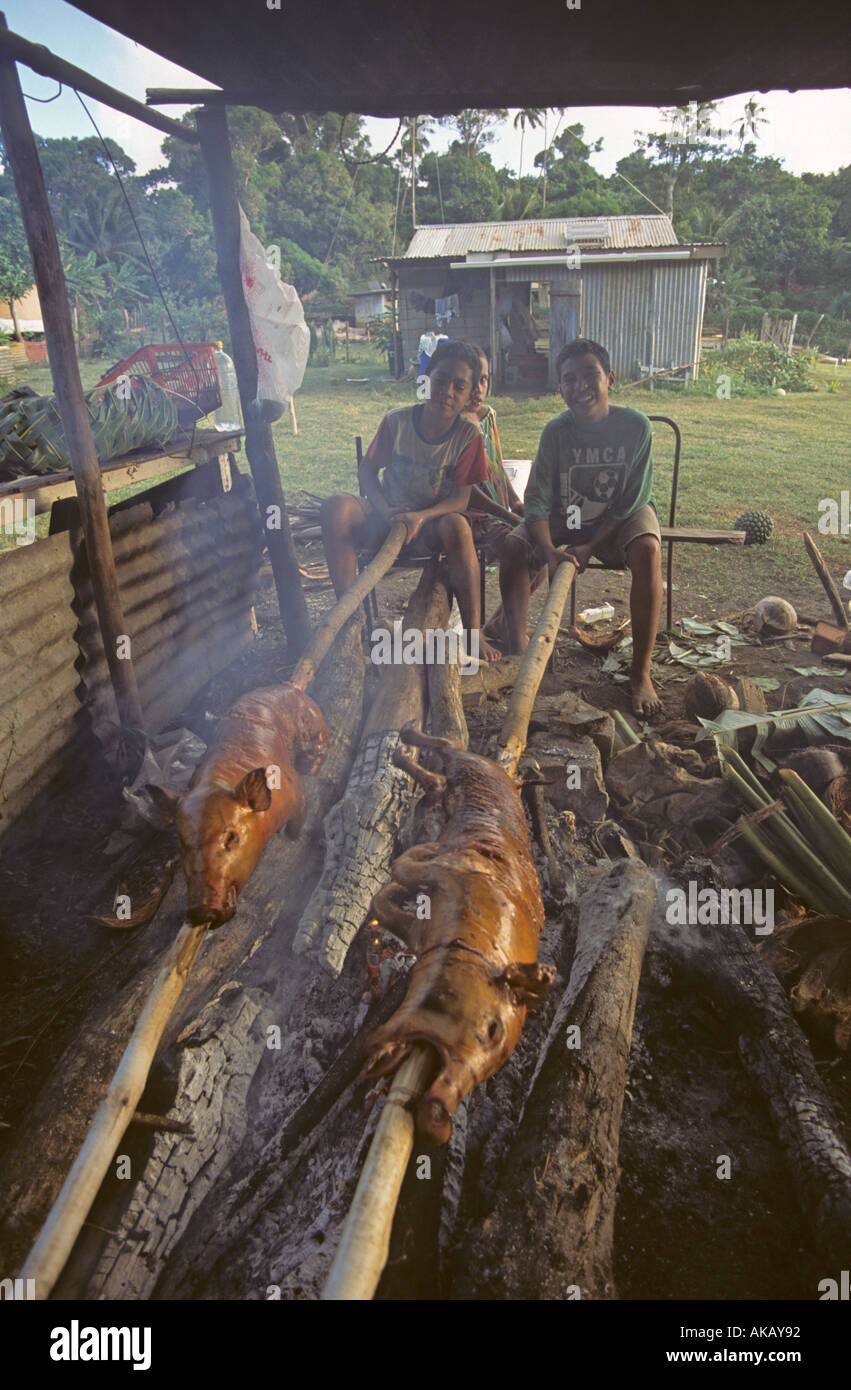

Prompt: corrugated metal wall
[
  {"left": 581, "top": 260, "right": 708, "bottom": 384},
  {"left": 0, "top": 485, "right": 262, "bottom": 831},
  {"left": 0, "top": 532, "right": 88, "bottom": 830}
]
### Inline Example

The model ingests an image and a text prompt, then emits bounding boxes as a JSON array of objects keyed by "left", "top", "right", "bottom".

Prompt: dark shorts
[{"left": 509, "top": 504, "right": 661, "bottom": 572}]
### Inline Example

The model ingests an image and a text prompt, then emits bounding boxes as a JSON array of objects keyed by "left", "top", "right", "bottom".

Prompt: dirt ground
[{"left": 1, "top": 544, "right": 849, "bottom": 1301}]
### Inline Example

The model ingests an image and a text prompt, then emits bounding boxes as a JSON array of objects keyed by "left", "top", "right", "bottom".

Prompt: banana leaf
[
  {"left": 695, "top": 689, "right": 851, "bottom": 771},
  {"left": 0, "top": 377, "right": 179, "bottom": 479}
]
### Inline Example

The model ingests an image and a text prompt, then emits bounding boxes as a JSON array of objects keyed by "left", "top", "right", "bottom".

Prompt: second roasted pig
[{"left": 364, "top": 723, "right": 554, "bottom": 1143}]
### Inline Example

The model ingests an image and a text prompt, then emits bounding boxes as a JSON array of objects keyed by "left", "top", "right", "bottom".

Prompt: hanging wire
[
  {"left": 337, "top": 113, "right": 404, "bottom": 171},
  {"left": 22, "top": 81, "right": 63, "bottom": 102}
]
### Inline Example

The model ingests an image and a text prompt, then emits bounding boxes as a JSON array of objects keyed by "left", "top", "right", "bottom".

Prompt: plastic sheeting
[{"left": 239, "top": 205, "right": 310, "bottom": 412}]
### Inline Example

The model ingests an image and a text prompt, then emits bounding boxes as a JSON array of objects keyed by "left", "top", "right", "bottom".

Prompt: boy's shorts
[
  {"left": 509, "top": 504, "right": 661, "bottom": 572},
  {"left": 359, "top": 499, "right": 471, "bottom": 561}
]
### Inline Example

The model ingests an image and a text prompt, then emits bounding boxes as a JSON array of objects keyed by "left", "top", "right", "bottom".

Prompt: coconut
[
  {"left": 684, "top": 672, "right": 740, "bottom": 722},
  {"left": 753, "top": 596, "right": 797, "bottom": 637}
]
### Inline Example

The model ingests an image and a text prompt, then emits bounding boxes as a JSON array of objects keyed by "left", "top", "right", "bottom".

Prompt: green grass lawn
[{"left": 4, "top": 347, "right": 850, "bottom": 619}]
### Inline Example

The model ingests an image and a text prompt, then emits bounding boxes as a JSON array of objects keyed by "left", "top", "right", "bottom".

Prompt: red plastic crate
[{"left": 99, "top": 343, "right": 222, "bottom": 427}]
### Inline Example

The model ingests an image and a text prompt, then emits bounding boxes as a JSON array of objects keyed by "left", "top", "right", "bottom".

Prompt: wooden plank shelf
[{"left": 0, "top": 428, "right": 243, "bottom": 514}]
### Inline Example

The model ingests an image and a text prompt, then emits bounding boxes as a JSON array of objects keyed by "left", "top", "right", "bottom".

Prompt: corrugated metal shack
[
  {"left": 0, "top": 462, "right": 262, "bottom": 831},
  {"left": 383, "top": 216, "right": 724, "bottom": 390}
]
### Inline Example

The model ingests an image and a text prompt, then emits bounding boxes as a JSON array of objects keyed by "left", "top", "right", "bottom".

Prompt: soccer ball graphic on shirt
[{"left": 591, "top": 469, "right": 620, "bottom": 502}]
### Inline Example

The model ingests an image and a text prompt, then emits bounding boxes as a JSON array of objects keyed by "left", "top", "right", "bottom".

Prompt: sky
[{"left": 3, "top": 0, "right": 850, "bottom": 185}]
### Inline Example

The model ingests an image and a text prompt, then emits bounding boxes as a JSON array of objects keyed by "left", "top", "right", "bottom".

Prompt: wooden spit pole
[
  {"left": 321, "top": 557, "right": 577, "bottom": 1300},
  {"left": 19, "top": 922, "right": 209, "bottom": 1299},
  {"left": 15, "top": 531, "right": 413, "bottom": 1297},
  {"left": 291, "top": 522, "right": 407, "bottom": 690}
]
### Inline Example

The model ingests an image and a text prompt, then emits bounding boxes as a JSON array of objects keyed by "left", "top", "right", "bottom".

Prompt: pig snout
[{"left": 186, "top": 881, "right": 237, "bottom": 929}]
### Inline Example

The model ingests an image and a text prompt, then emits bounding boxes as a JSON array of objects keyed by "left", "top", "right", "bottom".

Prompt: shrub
[{"left": 698, "top": 339, "right": 815, "bottom": 394}]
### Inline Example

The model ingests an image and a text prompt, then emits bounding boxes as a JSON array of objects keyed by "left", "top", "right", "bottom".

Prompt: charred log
[{"left": 457, "top": 860, "right": 656, "bottom": 1300}]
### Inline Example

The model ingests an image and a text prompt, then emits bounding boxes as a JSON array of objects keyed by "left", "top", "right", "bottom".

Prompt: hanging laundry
[{"left": 435, "top": 294, "right": 460, "bottom": 328}]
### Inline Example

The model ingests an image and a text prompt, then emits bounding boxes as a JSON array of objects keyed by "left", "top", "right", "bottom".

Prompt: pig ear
[
  {"left": 146, "top": 784, "right": 180, "bottom": 824},
  {"left": 497, "top": 960, "right": 556, "bottom": 1004},
  {"left": 235, "top": 767, "right": 272, "bottom": 812}
]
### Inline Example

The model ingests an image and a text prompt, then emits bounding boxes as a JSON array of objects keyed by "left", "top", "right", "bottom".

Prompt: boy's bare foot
[
  {"left": 479, "top": 636, "right": 503, "bottom": 664},
  {"left": 630, "top": 672, "right": 661, "bottom": 717}
]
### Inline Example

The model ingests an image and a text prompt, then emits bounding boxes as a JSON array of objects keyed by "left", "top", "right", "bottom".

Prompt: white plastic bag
[{"left": 238, "top": 205, "right": 310, "bottom": 412}]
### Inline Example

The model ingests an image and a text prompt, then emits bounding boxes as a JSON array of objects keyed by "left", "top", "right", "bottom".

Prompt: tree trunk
[
  {"left": 457, "top": 860, "right": 656, "bottom": 1300},
  {"left": 9, "top": 294, "right": 21, "bottom": 341}
]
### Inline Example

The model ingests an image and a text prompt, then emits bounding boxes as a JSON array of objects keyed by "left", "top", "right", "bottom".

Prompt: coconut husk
[
  {"left": 568, "top": 619, "right": 631, "bottom": 652},
  {"left": 759, "top": 916, "right": 851, "bottom": 1053}
]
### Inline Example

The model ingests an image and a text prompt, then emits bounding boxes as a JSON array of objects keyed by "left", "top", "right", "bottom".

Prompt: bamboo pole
[
  {"left": 322, "top": 1045, "right": 435, "bottom": 1300},
  {"left": 19, "top": 921, "right": 209, "bottom": 1299},
  {"left": 323, "top": 555, "right": 577, "bottom": 1301},
  {"left": 803, "top": 531, "right": 848, "bottom": 629},
  {"left": 0, "top": 24, "right": 197, "bottom": 143},
  {"left": 291, "top": 523, "right": 407, "bottom": 691},
  {"left": 497, "top": 557, "right": 577, "bottom": 776}
]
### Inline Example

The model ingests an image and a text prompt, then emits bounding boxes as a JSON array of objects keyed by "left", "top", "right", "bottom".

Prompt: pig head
[
  {"left": 149, "top": 683, "right": 328, "bottom": 928},
  {"left": 364, "top": 725, "right": 554, "bottom": 1143}
]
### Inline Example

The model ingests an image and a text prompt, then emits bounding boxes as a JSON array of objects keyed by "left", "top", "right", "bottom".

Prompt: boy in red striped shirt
[{"left": 321, "top": 339, "right": 501, "bottom": 663}]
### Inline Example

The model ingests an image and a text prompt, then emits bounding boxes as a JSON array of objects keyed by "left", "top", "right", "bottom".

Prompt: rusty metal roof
[{"left": 400, "top": 216, "right": 676, "bottom": 260}]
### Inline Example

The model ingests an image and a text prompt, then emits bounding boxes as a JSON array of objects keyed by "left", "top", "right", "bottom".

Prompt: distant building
[
  {"left": 0, "top": 283, "right": 44, "bottom": 335},
  {"left": 348, "top": 280, "right": 392, "bottom": 326},
  {"left": 380, "top": 217, "right": 724, "bottom": 390}
]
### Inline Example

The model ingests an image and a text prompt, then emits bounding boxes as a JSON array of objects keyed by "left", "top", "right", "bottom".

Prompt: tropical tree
[
  {"left": 513, "top": 108, "right": 545, "bottom": 179},
  {"left": 707, "top": 266, "right": 757, "bottom": 346},
  {"left": 735, "top": 97, "right": 768, "bottom": 152},
  {"left": 61, "top": 249, "right": 106, "bottom": 342},
  {"left": 437, "top": 109, "right": 508, "bottom": 161},
  {"left": 633, "top": 102, "right": 730, "bottom": 219},
  {"left": 0, "top": 195, "right": 33, "bottom": 340}
]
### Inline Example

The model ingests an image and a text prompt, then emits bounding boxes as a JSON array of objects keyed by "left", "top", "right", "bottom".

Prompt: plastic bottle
[
  {"left": 213, "top": 343, "right": 242, "bottom": 431},
  {"left": 578, "top": 603, "right": 615, "bottom": 625}
]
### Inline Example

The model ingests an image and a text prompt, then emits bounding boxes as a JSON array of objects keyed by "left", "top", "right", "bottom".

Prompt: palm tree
[
  {"left": 513, "top": 108, "right": 545, "bottom": 180},
  {"left": 62, "top": 249, "right": 107, "bottom": 344},
  {"left": 736, "top": 97, "right": 768, "bottom": 151},
  {"left": 533, "top": 108, "right": 566, "bottom": 211}
]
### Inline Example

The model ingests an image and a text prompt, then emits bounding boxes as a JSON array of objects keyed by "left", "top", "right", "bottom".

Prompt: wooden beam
[
  {"left": 196, "top": 104, "right": 311, "bottom": 657},
  {"left": 0, "top": 24, "right": 197, "bottom": 142},
  {"left": 147, "top": 87, "right": 231, "bottom": 107},
  {"left": 0, "top": 15, "right": 146, "bottom": 740}
]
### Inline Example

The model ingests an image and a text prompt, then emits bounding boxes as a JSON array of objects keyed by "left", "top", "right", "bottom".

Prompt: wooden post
[
  {"left": 196, "top": 104, "right": 311, "bottom": 657},
  {"left": 0, "top": 15, "right": 145, "bottom": 741}
]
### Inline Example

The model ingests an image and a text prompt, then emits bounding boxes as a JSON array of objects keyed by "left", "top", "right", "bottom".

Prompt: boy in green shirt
[{"left": 499, "top": 338, "right": 664, "bottom": 716}]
